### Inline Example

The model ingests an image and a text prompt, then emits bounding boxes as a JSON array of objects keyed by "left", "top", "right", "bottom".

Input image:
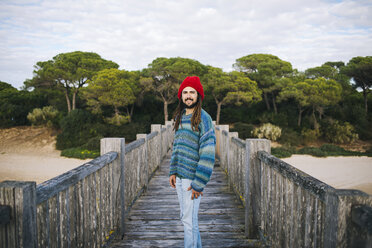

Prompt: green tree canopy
[
  {"left": 233, "top": 54, "right": 293, "bottom": 113},
  {"left": 342, "top": 56, "right": 372, "bottom": 114},
  {"left": 323, "top": 61, "right": 345, "bottom": 70},
  {"left": 28, "top": 51, "right": 119, "bottom": 112},
  {"left": 305, "top": 65, "right": 338, "bottom": 79},
  {"left": 0, "top": 81, "right": 16, "bottom": 91},
  {"left": 147, "top": 57, "right": 207, "bottom": 123},
  {"left": 278, "top": 78, "right": 342, "bottom": 129},
  {"left": 0, "top": 84, "right": 47, "bottom": 127},
  {"left": 204, "top": 67, "right": 262, "bottom": 124},
  {"left": 82, "top": 68, "right": 137, "bottom": 125}
]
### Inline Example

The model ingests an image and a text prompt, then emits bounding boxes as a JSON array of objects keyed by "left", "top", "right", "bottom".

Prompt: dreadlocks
[{"left": 173, "top": 94, "right": 202, "bottom": 132}]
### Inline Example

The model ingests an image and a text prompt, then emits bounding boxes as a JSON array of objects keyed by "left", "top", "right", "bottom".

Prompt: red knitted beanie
[{"left": 177, "top": 76, "right": 204, "bottom": 100}]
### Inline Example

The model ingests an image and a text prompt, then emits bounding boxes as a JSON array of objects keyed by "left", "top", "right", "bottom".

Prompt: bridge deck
[{"left": 109, "top": 154, "right": 260, "bottom": 248}]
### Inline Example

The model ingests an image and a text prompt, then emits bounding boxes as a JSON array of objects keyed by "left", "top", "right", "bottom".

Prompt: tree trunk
[
  {"left": 114, "top": 106, "right": 120, "bottom": 115},
  {"left": 263, "top": 92, "right": 271, "bottom": 111},
  {"left": 363, "top": 90, "right": 368, "bottom": 114},
  {"left": 114, "top": 106, "right": 121, "bottom": 126},
  {"left": 130, "top": 104, "right": 134, "bottom": 118},
  {"left": 65, "top": 89, "right": 71, "bottom": 113},
  {"left": 128, "top": 105, "right": 134, "bottom": 123},
  {"left": 312, "top": 106, "right": 319, "bottom": 130},
  {"left": 164, "top": 101, "right": 168, "bottom": 124},
  {"left": 298, "top": 107, "right": 303, "bottom": 127},
  {"left": 317, "top": 106, "right": 323, "bottom": 120},
  {"left": 272, "top": 94, "right": 277, "bottom": 114},
  {"left": 72, "top": 90, "right": 77, "bottom": 110},
  {"left": 216, "top": 102, "right": 222, "bottom": 125}
]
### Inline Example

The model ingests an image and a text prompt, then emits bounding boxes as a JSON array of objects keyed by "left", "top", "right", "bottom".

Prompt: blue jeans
[{"left": 176, "top": 177, "right": 202, "bottom": 248}]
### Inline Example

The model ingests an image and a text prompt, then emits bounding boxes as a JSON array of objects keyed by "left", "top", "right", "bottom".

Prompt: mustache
[{"left": 185, "top": 98, "right": 193, "bottom": 101}]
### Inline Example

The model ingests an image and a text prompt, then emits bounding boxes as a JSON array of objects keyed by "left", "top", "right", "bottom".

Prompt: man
[{"left": 169, "top": 76, "right": 216, "bottom": 248}]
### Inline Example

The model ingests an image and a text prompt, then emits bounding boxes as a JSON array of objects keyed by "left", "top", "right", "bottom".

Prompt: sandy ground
[
  {"left": 282, "top": 155, "right": 372, "bottom": 195},
  {"left": 0, "top": 126, "right": 91, "bottom": 184},
  {"left": 0, "top": 153, "right": 90, "bottom": 184}
]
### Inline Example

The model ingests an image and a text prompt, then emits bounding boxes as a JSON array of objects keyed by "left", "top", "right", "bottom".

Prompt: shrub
[
  {"left": 278, "top": 128, "right": 302, "bottom": 146},
  {"left": 252, "top": 123, "right": 282, "bottom": 141},
  {"left": 297, "top": 147, "right": 326, "bottom": 157},
  {"left": 272, "top": 146, "right": 295, "bottom": 158},
  {"left": 79, "top": 136, "right": 102, "bottom": 151},
  {"left": 56, "top": 109, "right": 99, "bottom": 150},
  {"left": 322, "top": 119, "right": 358, "bottom": 144},
  {"left": 301, "top": 128, "right": 321, "bottom": 144},
  {"left": 103, "top": 122, "right": 147, "bottom": 142},
  {"left": 230, "top": 122, "right": 254, "bottom": 139},
  {"left": 365, "top": 146, "right": 372, "bottom": 155},
  {"left": 27, "top": 106, "right": 60, "bottom": 128},
  {"left": 319, "top": 144, "right": 345, "bottom": 153},
  {"left": 355, "top": 119, "right": 372, "bottom": 140},
  {"left": 61, "top": 147, "right": 99, "bottom": 159},
  {"left": 319, "top": 144, "right": 369, "bottom": 156},
  {"left": 257, "top": 112, "right": 272, "bottom": 123},
  {"left": 271, "top": 113, "right": 289, "bottom": 127},
  {"left": 105, "top": 114, "right": 130, "bottom": 126}
]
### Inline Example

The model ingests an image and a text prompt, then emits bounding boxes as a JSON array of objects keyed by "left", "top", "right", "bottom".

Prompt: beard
[{"left": 182, "top": 98, "right": 198, "bottom": 109}]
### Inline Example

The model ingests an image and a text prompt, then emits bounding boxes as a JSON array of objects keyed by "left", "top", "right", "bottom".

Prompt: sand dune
[
  {"left": 282, "top": 155, "right": 372, "bottom": 195},
  {"left": 0, "top": 153, "right": 90, "bottom": 184},
  {"left": 0, "top": 126, "right": 91, "bottom": 184}
]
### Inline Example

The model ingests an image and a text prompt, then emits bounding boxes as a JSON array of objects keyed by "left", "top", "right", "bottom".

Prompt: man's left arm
[{"left": 190, "top": 127, "right": 216, "bottom": 193}]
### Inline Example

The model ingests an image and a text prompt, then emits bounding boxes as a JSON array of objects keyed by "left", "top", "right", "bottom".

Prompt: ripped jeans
[{"left": 176, "top": 177, "right": 202, "bottom": 248}]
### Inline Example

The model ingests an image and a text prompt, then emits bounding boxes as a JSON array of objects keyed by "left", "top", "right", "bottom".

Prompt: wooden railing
[
  {"left": 0, "top": 122, "right": 173, "bottom": 248},
  {"left": 215, "top": 125, "right": 372, "bottom": 248}
]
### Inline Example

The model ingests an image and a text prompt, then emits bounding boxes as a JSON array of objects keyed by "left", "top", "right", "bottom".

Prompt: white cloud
[{"left": 0, "top": 0, "right": 371, "bottom": 88}]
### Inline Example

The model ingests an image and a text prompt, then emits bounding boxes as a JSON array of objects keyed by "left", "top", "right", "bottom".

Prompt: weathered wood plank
[
  {"left": 124, "top": 223, "right": 245, "bottom": 232},
  {"left": 37, "top": 201, "right": 47, "bottom": 247},
  {"left": 88, "top": 174, "right": 95, "bottom": 248},
  {"left": 110, "top": 238, "right": 260, "bottom": 248},
  {"left": 121, "top": 231, "right": 248, "bottom": 239},
  {"left": 98, "top": 168, "right": 105, "bottom": 246},
  {"left": 36, "top": 152, "right": 117, "bottom": 204},
  {"left": 3, "top": 186, "right": 16, "bottom": 248},
  {"left": 49, "top": 195, "right": 58, "bottom": 248},
  {"left": 0, "top": 205, "right": 10, "bottom": 225},
  {"left": 95, "top": 169, "right": 102, "bottom": 247},
  {"left": 0, "top": 188, "right": 15, "bottom": 248},
  {"left": 59, "top": 189, "right": 69, "bottom": 247},
  {"left": 77, "top": 181, "right": 84, "bottom": 248},
  {"left": 69, "top": 185, "right": 77, "bottom": 248},
  {"left": 0, "top": 187, "right": 8, "bottom": 248}
]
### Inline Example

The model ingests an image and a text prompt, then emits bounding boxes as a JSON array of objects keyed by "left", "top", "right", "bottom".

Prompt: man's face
[{"left": 182, "top": 86, "right": 198, "bottom": 108}]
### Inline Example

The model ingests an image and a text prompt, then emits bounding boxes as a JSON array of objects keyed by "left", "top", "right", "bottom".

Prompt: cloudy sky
[{"left": 1, "top": 0, "right": 372, "bottom": 89}]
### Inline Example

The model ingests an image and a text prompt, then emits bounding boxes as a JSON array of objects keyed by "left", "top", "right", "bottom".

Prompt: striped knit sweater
[{"left": 169, "top": 109, "right": 216, "bottom": 192}]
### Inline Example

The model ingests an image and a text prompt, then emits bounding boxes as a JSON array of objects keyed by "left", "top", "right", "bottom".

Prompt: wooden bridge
[
  {"left": 1, "top": 123, "right": 372, "bottom": 248},
  {"left": 109, "top": 154, "right": 260, "bottom": 248}
]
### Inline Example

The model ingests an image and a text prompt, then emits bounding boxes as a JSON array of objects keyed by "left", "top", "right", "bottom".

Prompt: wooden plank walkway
[{"left": 109, "top": 154, "right": 261, "bottom": 248}]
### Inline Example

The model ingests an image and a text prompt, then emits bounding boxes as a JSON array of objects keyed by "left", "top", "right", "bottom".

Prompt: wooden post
[
  {"left": 165, "top": 120, "right": 174, "bottom": 152},
  {"left": 228, "top": 132, "right": 238, "bottom": 190},
  {"left": 219, "top": 125, "right": 229, "bottom": 171},
  {"left": 137, "top": 134, "right": 149, "bottom": 190},
  {"left": 324, "top": 189, "right": 339, "bottom": 247},
  {"left": 245, "top": 139, "right": 270, "bottom": 239},
  {"left": 0, "top": 181, "right": 37, "bottom": 248},
  {"left": 151, "top": 124, "right": 162, "bottom": 161},
  {"left": 100, "top": 138, "right": 125, "bottom": 237}
]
